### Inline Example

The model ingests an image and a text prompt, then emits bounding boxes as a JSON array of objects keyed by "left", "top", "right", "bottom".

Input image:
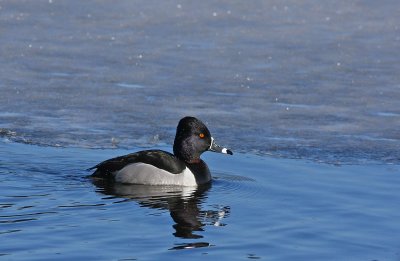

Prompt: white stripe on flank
[{"left": 113, "top": 163, "right": 197, "bottom": 186}]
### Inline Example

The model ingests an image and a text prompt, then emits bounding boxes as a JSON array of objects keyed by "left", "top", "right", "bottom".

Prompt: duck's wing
[{"left": 88, "top": 150, "right": 186, "bottom": 177}]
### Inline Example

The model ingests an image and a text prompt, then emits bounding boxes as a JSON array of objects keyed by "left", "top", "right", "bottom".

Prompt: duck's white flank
[{"left": 113, "top": 163, "right": 197, "bottom": 186}]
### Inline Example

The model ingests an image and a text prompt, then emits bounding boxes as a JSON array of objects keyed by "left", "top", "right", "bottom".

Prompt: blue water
[
  {"left": 1, "top": 0, "right": 400, "bottom": 260},
  {"left": 1, "top": 141, "right": 400, "bottom": 260}
]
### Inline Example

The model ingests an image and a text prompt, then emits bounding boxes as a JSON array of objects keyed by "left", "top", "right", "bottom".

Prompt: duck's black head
[{"left": 173, "top": 116, "right": 232, "bottom": 163}]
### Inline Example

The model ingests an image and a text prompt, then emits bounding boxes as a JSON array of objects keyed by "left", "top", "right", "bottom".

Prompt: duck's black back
[{"left": 89, "top": 150, "right": 187, "bottom": 177}]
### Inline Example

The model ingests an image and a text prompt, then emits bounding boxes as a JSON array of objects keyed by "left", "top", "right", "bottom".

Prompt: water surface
[
  {"left": 1, "top": 0, "right": 400, "bottom": 260},
  {"left": 0, "top": 0, "right": 399, "bottom": 163},
  {"left": 1, "top": 141, "right": 400, "bottom": 260}
]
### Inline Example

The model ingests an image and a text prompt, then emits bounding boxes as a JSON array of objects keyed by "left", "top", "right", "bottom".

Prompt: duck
[{"left": 88, "top": 116, "right": 232, "bottom": 186}]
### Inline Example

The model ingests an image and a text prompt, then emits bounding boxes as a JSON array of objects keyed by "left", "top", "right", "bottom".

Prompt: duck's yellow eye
[{"left": 199, "top": 133, "right": 205, "bottom": 138}]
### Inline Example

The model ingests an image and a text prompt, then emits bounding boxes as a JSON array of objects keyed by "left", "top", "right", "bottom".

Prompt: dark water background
[{"left": 1, "top": 0, "right": 400, "bottom": 260}]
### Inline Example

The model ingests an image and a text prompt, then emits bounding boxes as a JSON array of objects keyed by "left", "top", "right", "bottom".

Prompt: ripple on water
[{"left": 212, "top": 172, "right": 263, "bottom": 199}]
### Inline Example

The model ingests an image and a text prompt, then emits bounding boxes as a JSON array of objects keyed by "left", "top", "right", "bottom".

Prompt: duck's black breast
[
  {"left": 186, "top": 160, "right": 211, "bottom": 185},
  {"left": 89, "top": 150, "right": 187, "bottom": 177}
]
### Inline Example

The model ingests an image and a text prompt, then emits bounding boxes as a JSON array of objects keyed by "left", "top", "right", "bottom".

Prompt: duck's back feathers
[{"left": 89, "top": 150, "right": 186, "bottom": 178}]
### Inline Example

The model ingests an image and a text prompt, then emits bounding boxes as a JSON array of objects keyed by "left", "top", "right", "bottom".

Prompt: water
[
  {"left": 1, "top": 142, "right": 400, "bottom": 260},
  {"left": 1, "top": 0, "right": 400, "bottom": 260}
]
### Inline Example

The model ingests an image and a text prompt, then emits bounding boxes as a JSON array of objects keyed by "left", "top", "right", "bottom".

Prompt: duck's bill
[{"left": 209, "top": 137, "right": 233, "bottom": 155}]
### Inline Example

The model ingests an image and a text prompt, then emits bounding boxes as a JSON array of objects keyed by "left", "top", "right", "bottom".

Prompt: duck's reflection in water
[{"left": 91, "top": 178, "right": 230, "bottom": 248}]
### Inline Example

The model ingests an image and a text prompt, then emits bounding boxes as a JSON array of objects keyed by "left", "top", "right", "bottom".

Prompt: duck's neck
[{"left": 186, "top": 158, "right": 201, "bottom": 164}]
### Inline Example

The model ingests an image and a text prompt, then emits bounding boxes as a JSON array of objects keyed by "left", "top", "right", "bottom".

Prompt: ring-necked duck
[{"left": 88, "top": 116, "right": 232, "bottom": 186}]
